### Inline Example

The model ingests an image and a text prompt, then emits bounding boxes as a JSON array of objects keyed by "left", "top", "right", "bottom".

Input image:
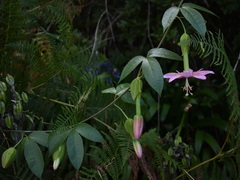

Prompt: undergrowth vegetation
[{"left": 1, "top": 0, "right": 240, "bottom": 179}]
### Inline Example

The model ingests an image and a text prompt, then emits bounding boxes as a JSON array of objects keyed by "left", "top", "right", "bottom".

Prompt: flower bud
[
  {"left": 133, "top": 140, "right": 142, "bottom": 158},
  {"left": 1, "top": 147, "right": 17, "bottom": 168},
  {"left": 124, "top": 118, "right": 134, "bottom": 138},
  {"left": 133, "top": 115, "right": 143, "bottom": 139},
  {"left": 52, "top": 145, "right": 65, "bottom": 170}
]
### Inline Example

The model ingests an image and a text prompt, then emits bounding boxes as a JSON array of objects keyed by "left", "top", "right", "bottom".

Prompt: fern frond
[
  {"left": 80, "top": 127, "right": 132, "bottom": 179},
  {"left": 191, "top": 32, "right": 240, "bottom": 149}
]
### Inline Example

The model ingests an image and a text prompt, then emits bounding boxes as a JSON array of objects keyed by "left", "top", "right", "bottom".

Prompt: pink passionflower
[
  {"left": 133, "top": 115, "right": 144, "bottom": 140},
  {"left": 163, "top": 69, "right": 214, "bottom": 96}
]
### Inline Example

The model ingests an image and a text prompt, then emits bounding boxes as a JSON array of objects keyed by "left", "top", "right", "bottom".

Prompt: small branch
[
  {"left": 147, "top": 0, "right": 154, "bottom": 48},
  {"left": 233, "top": 52, "right": 240, "bottom": 72}
]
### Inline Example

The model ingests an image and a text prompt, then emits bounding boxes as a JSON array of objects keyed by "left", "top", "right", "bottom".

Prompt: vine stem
[{"left": 174, "top": 148, "right": 236, "bottom": 180}]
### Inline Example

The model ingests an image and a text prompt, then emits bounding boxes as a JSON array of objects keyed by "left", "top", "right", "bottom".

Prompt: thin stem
[
  {"left": 176, "top": 112, "right": 186, "bottom": 137},
  {"left": 177, "top": 16, "right": 186, "bottom": 33},
  {"left": 183, "top": 52, "right": 189, "bottom": 71},
  {"left": 114, "top": 104, "right": 129, "bottom": 119},
  {"left": 136, "top": 94, "right": 141, "bottom": 116},
  {"left": 92, "top": 117, "right": 116, "bottom": 132},
  {"left": 82, "top": 87, "right": 130, "bottom": 123}
]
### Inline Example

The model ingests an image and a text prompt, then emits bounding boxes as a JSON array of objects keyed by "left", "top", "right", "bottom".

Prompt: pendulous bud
[
  {"left": 52, "top": 145, "right": 66, "bottom": 170},
  {"left": 133, "top": 140, "right": 142, "bottom": 158},
  {"left": 133, "top": 115, "right": 143, "bottom": 140}
]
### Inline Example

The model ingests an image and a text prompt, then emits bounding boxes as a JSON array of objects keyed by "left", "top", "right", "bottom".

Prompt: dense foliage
[{"left": 1, "top": 0, "right": 240, "bottom": 179}]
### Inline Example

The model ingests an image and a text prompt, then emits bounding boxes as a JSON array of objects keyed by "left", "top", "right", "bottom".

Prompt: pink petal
[
  {"left": 192, "top": 70, "right": 214, "bottom": 80},
  {"left": 163, "top": 72, "right": 184, "bottom": 82},
  {"left": 181, "top": 69, "right": 193, "bottom": 78}
]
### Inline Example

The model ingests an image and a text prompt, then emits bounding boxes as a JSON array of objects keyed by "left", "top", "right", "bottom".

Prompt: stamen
[{"left": 182, "top": 78, "right": 193, "bottom": 96}]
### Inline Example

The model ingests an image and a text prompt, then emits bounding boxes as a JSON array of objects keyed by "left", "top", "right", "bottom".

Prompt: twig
[
  {"left": 147, "top": 0, "right": 154, "bottom": 48},
  {"left": 89, "top": 10, "right": 106, "bottom": 63},
  {"left": 233, "top": 52, "right": 240, "bottom": 72}
]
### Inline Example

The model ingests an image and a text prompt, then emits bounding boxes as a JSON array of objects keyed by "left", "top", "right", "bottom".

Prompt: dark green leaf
[
  {"left": 142, "top": 57, "right": 163, "bottom": 95},
  {"left": 182, "top": 3, "right": 217, "bottom": 17},
  {"left": 48, "top": 130, "right": 70, "bottom": 154},
  {"left": 67, "top": 130, "right": 84, "bottom": 170},
  {"left": 195, "top": 130, "right": 204, "bottom": 154},
  {"left": 29, "top": 131, "right": 49, "bottom": 147},
  {"left": 162, "top": 6, "right": 179, "bottom": 32},
  {"left": 75, "top": 123, "right": 104, "bottom": 142},
  {"left": 119, "top": 56, "right": 145, "bottom": 82},
  {"left": 180, "top": 7, "right": 206, "bottom": 36},
  {"left": 24, "top": 138, "right": 44, "bottom": 178},
  {"left": 147, "top": 48, "right": 182, "bottom": 61}
]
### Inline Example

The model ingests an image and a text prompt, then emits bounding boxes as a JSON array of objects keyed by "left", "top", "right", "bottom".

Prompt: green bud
[
  {"left": 52, "top": 145, "right": 66, "bottom": 170},
  {"left": 0, "top": 90, "right": 6, "bottom": 103},
  {"left": 0, "top": 81, "right": 7, "bottom": 91},
  {"left": 124, "top": 118, "right": 134, "bottom": 138},
  {"left": 5, "top": 74, "right": 14, "bottom": 86},
  {"left": 1, "top": 147, "right": 17, "bottom": 168},
  {"left": 21, "top": 92, "right": 28, "bottom": 103},
  {"left": 167, "top": 147, "right": 173, "bottom": 156},
  {"left": 15, "top": 101, "right": 22, "bottom": 114},
  {"left": 179, "top": 33, "right": 191, "bottom": 55},
  {"left": 0, "top": 101, "right": 5, "bottom": 114},
  {"left": 5, "top": 115, "right": 13, "bottom": 129}
]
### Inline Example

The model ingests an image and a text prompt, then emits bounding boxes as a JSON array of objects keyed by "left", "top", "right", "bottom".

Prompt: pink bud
[
  {"left": 133, "top": 115, "right": 143, "bottom": 139},
  {"left": 133, "top": 140, "right": 142, "bottom": 158}
]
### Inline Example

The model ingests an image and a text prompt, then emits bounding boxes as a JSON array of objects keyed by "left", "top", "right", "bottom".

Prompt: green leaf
[
  {"left": 101, "top": 87, "right": 116, "bottom": 94},
  {"left": 182, "top": 3, "right": 217, "bottom": 17},
  {"left": 29, "top": 131, "right": 49, "bottom": 147},
  {"left": 203, "top": 132, "right": 221, "bottom": 153},
  {"left": 116, "top": 83, "right": 130, "bottom": 96},
  {"left": 180, "top": 7, "right": 206, "bottom": 36},
  {"left": 48, "top": 130, "right": 70, "bottom": 154},
  {"left": 142, "top": 57, "right": 163, "bottom": 95},
  {"left": 162, "top": 6, "right": 179, "bottom": 32},
  {"left": 75, "top": 123, "right": 104, "bottom": 142},
  {"left": 67, "top": 130, "right": 84, "bottom": 170},
  {"left": 24, "top": 138, "right": 44, "bottom": 178},
  {"left": 119, "top": 56, "right": 145, "bottom": 82},
  {"left": 195, "top": 130, "right": 220, "bottom": 154},
  {"left": 147, "top": 48, "right": 182, "bottom": 61}
]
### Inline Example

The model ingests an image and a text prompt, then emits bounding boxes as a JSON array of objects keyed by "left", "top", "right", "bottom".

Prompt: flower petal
[
  {"left": 163, "top": 72, "right": 184, "bottom": 82},
  {"left": 192, "top": 70, "right": 214, "bottom": 80}
]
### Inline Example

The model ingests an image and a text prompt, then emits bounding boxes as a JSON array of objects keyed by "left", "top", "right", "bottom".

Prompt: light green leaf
[
  {"left": 29, "top": 131, "right": 49, "bottom": 147},
  {"left": 119, "top": 56, "right": 145, "bottom": 82},
  {"left": 180, "top": 7, "right": 206, "bottom": 36},
  {"left": 142, "top": 57, "right": 163, "bottom": 95},
  {"left": 24, "top": 138, "right": 44, "bottom": 178},
  {"left": 48, "top": 130, "right": 70, "bottom": 154},
  {"left": 182, "top": 3, "right": 217, "bottom": 17},
  {"left": 67, "top": 130, "right": 84, "bottom": 170},
  {"left": 116, "top": 83, "right": 130, "bottom": 96},
  {"left": 75, "top": 123, "right": 104, "bottom": 142},
  {"left": 101, "top": 87, "right": 116, "bottom": 94},
  {"left": 147, "top": 48, "right": 182, "bottom": 61},
  {"left": 162, "top": 6, "right": 179, "bottom": 32}
]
